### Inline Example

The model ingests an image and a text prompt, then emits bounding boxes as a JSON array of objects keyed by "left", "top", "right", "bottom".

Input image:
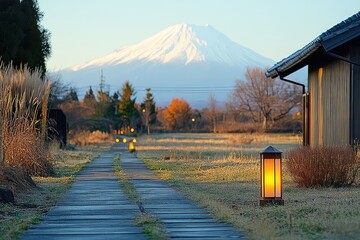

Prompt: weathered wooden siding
[
  {"left": 308, "top": 59, "right": 350, "bottom": 146},
  {"left": 350, "top": 44, "right": 360, "bottom": 145}
]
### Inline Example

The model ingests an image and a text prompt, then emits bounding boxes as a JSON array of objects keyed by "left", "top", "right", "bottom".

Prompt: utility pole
[
  {"left": 97, "top": 69, "right": 106, "bottom": 118},
  {"left": 99, "top": 69, "right": 105, "bottom": 92}
]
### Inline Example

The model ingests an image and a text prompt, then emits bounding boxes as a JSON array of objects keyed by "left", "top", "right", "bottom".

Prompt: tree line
[
  {"left": 50, "top": 80, "right": 155, "bottom": 135},
  {"left": 51, "top": 66, "right": 302, "bottom": 135}
]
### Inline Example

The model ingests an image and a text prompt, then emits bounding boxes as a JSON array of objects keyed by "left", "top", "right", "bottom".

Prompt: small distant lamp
[
  {"left": 133, "top": 138, "right": 137, "bottom": 143},
  {"left": 259, "top": 146, "right": 284, "bottom": 206},
  {"left": 130, "top": 127, "right": 135, "bottom": 133},
  {"left": 191, "top": 118, "right": 196, "bottom": 122},
  {"left": 142, "top": 109, "right": 146, "bottom": 113},
  {"left": 115, "top": 138, "right": 120, "bottom": 143},
  {"left": 122, "top": 138, "right": 127, "bottom": 143},
  {"left": 129, "top": 140, "right": 136, "bottom": 153}
]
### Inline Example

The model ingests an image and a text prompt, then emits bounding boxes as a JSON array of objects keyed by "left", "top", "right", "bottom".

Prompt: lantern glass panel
[
  {"left": 275, "top": 158, "right": 282, "bottom": 198},
  {"left": 263, "top": 158, "right": 275, "bottom": 197}
]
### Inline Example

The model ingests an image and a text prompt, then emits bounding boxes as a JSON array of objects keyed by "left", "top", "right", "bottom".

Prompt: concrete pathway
[
  {"left": 20, "top": 153, "right": 147, "bottom": 240},
  {"left": 21, "top": 147, "right": 245, "bottom": 239},
  {"left": 119, "top": 150, "right": 245, "bottom": 239}
]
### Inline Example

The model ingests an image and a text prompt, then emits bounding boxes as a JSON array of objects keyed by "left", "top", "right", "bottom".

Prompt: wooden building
[{"left": 266, "top": 12, "right": 360, "bottom": 146}]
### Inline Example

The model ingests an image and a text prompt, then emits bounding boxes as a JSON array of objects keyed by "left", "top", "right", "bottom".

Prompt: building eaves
[
  {"left": 266, "top": 39, "right": 321, "bottom": 78},
  {"left": 266, "top": 11, "right": 360, "bottom": 78}
]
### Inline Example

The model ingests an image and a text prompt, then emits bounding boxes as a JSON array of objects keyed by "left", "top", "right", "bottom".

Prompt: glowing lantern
[
  {"left": 191, "top": 118, "right": 196, "bottom": 122},
  {"left": 130, "top": 127, "right": 135, "bottom": 133},
  {"left": 259, "top": 146, "right": 284, "bottom": 206},
  {"left": 115, "top": 138, "right": 120, "bottom": 143},
  {"left": 129, "top": 140, "right": 136, "bottom": 153},
  {"left": 122, "top": 138, "right": 127, "bottom": 143},
  {"left": 133, "top": 138, "right": 137, "bottom": 143}
]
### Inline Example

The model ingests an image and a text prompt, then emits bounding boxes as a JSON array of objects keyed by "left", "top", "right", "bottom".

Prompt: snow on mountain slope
[{"left": 71, "top": 23, "right": 273, "bottom": 71}]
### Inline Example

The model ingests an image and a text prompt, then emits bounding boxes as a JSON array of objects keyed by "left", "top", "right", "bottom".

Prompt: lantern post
[
  {"left": 259, "top": 146, "right": 284, "bottom": 206},
  {"left": 129, "top": 140, "right": 136, "bottom": 153}
]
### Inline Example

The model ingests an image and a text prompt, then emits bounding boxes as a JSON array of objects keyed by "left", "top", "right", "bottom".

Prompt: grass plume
[{"left": 0, "top": 63, "right": 52, "bottom": 176}]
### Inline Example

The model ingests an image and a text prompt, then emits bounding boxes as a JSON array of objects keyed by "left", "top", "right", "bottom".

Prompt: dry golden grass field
[{"left": 136, "top": 133, "right": 360, "bottom": 240}]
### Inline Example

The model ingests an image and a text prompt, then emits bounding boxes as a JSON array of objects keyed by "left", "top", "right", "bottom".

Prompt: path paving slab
[
  {"left": 20, "top": 153, "right": 147, "bottom": 240},
  {"left": 118, "top": 149, "right": 245, "bottom": 239}
]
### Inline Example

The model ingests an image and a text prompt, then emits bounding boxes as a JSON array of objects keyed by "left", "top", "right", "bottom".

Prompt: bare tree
[
  {"left": 226, "top": 94, "right": 241, "bottom": 122},
  {"left": 47, "top": 73, "right": 69, "bottom": 108},
  {"left": 234, "top": 67, "right": 302, "bottom": 131}
]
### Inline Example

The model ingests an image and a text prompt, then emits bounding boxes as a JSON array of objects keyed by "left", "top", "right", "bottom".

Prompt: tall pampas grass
[{"left": 0, "top": 63, "right": 53, "bottom": 176}]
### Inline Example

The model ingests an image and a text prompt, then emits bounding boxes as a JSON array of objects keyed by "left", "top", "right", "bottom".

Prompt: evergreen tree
[
  {"left": 111, "top": 92, "right": 119, "bottom": 116},
  {"left": 0, "top": 0, "right": 23, "bottom": 65},
  {"left": 141, "top": 88, "right": 156, "bottom": 135},
  {"left": 63, "top": 88, "right": 79, "bottom": 102},
  {"left": 82, "top": 86, "right": 97, "bottom": 116},
  {"left": 0, "top": 0, "right": 51, "bottom": 76},
  {"left": 96, "top": 89, "right": 111, "bottom": 118},
  {"left": 109, "top": 92, "right": 121, "bottom": 133},
  {"left": 118, "top": 81, "right": 139, "bottom": 129},
  {"left": 83, "top": 86, "right": 95, "bottom": 104}
]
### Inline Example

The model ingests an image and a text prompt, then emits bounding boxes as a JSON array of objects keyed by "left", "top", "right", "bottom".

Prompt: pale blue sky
[{"left": 38, "top": 0, "right": 360, "bottom": 71}]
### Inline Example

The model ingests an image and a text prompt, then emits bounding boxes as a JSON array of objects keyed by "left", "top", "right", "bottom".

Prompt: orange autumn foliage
[{"left": 163, "top": 98, "right": 191, "bottom": 130}]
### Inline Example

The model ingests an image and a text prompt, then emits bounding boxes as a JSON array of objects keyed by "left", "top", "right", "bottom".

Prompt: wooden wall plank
[{"left": 309, "top": 58, "right": 350, "bottom": 146}]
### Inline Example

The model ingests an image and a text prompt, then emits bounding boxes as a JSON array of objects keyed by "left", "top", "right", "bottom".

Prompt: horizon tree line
[
  {"left": 54, "top": 80, "right": 157, "bottom": 135},
  {"left": 52, "top": 67, "right": 302, "bottom": 134}
]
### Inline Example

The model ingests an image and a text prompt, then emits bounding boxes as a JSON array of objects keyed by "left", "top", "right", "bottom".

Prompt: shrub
[
  {"left": 71, "top": 118, "right": 111, "bottom": 132},
  {"left": 216, "top": 121, "right": 261, "bottom": 133},
  {"left": 68, "top": 130, "right": 113, "bottom": 146},
  {"left": 286, "top": 146, "right": 359, "bottom": 187}
]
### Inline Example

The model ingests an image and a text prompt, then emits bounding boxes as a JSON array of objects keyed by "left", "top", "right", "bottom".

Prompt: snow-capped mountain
[
  {"left": 61, "top": 23, "right": 276, "bottom": 107},
  {"left": 72, "top": 24, "right": 272, "bottom": 70}
]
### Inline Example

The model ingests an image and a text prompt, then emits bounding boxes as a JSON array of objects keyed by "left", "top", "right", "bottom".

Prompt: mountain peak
[{"left": 72, "top": 23, "right": 273, "bottom": 71}]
